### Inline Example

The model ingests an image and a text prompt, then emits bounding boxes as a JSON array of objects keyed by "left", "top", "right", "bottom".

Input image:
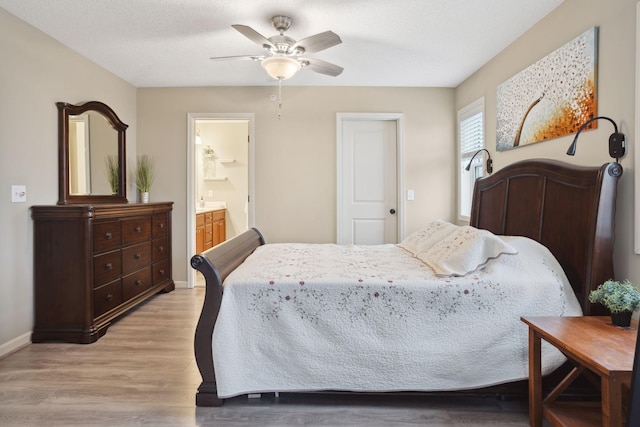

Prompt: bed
[{"left": 190, "top": 159, "right": 621, "bottom": 407}]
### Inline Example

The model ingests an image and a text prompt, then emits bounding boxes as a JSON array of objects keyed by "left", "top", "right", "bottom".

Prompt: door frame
[
  {"left": 186, "top": 113, "right": 255, "bottom": 288},
  {"left": 336, "top": 112, "right": 405, "bottom": 244}
]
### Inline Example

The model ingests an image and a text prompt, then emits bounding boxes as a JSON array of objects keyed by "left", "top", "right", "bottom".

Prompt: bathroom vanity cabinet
[{"left": 196, "top": 208, "right": 226, "bottom": 253}]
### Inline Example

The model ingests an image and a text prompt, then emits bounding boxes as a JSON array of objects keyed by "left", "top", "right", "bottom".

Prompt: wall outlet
[
  {"left": 208, "top": 190, "right": 213, "bottom": 197},
  {"left": 12, "top": 185, "right": 26, "bottom": 203}
]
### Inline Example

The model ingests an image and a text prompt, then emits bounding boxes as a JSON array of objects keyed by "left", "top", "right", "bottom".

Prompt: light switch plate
[
  {"left": 12, "top": 185, "right": 26, "bottom": 203},
  {"left": 407, "top": 189, "right": 415, "bottom": 201}
]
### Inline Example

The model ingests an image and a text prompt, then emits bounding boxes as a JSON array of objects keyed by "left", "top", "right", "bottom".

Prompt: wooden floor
[{"left": 0, "top": 288, "right": 545, "bottom": 427}]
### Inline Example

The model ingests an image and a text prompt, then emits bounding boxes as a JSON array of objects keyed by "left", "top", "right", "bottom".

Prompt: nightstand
[{"left": 521, "top": 316, "right": 636, "bottom": 427}]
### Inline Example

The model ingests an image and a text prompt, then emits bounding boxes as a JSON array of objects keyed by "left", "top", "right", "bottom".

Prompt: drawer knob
[
  {"left": 106, "top": 293, "right": 113, "bottom": 301},
  {"left": 105, "top": 232, "right": 112, "bottom": 239},
  {"left": 105, "top": 263, "right": 113, "bottom": 270},
  {"left": 157, "top": 246, "right": 164, "bottom": 253},
  {"left": 159, "top": 269, "right": 165, "bottom": 275},
  {"left": 158, "top": 223, "right": 164, "bottom": 229},
  {"left": 135, "top": 226, "right": 142, "bottom": 233},
  {"left": 135, "top": 253, "right": 141, "bottom": 259},
  {"left": 135, "top": 280, "right": 142, "bottom": 286}
]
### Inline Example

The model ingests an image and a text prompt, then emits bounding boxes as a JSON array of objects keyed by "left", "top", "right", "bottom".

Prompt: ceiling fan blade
[
  {"left": 303, "top": 57, "right": 344, "bottom": 77},
  {"left": 292, "top": 31, "right": 342, "bottom": 54},
  {"left": 210, "top": 55, "right": 264, "bottom": 62},
  {"left": 231, "top": 24, "right": 275, "bottom": 50}
]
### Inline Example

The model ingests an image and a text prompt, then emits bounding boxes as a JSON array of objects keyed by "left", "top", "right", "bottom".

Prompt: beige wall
[
  {"left": 455, "top": 0, "right": 639, "bottom": 285},
  {"left": 0, "top": 8, "right": 137, "bottom": 352},
  {"left": 137, "top": 86, "right": 456, "bottom": 282}
]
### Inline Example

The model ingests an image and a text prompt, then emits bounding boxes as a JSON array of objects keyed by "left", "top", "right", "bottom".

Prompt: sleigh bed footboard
[{"left": 190, "top": 227, "right": 265, "bottom": 407}]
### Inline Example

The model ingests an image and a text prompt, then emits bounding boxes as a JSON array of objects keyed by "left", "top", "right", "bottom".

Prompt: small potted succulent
[{"left": 589, "top": 279, "right": 640, "bottom": 327}]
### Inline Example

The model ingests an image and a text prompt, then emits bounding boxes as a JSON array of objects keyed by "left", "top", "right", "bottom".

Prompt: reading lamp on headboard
[
  {"left": 566, "top": 116, "right": 626, "bottom": 164},
  {"left": 465, "top": 149, "right": 493, "bottom": 175}
]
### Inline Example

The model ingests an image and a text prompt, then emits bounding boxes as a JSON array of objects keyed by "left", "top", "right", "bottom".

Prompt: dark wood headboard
[{"left": 469, "top": 159, "right": 622, "bottom": 315}]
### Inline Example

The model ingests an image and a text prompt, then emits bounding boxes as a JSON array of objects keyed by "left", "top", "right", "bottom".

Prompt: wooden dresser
[{"left": 31, "top": 202, "right": 174, "bottom": 343}]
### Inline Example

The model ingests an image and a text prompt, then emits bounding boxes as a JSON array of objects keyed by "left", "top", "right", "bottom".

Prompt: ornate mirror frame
[{"left": 57, "top": 101, "right": 129, "bottom": 205}]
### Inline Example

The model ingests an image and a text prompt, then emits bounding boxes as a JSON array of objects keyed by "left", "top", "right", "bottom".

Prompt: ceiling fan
[{"left": 211, "top": 15, "right": 344, "bottom": 80}]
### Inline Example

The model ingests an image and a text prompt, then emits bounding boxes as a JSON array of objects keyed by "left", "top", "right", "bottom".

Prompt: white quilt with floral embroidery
[{"left": 212, "top": 236, "right": 582, "bottom": 398}]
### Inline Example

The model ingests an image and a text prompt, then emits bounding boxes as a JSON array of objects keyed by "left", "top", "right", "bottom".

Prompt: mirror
[{"left": 57, "top": 101, "right": 128, "bottom": 204}]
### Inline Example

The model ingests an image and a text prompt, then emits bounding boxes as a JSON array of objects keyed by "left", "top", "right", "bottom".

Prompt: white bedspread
[{"left": 212, "top": 236, "right": 582, "bottom": 398}]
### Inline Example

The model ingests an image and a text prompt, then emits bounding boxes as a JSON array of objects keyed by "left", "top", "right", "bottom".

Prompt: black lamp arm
[
  {"left": 465, "top": 148, "right": 493, "bottom": 174},
  {"left": 566, "top": 116, "right": 625, "bottom": 162}
]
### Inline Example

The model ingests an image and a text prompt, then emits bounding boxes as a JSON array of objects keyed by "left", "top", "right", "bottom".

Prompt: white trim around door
[{"left": 186, "top": 113, "right": 255, "bottom": 288}]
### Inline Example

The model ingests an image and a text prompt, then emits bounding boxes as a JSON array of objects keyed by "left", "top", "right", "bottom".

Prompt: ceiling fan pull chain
[{"left": 278, "top": 78, "right": 283, "bottom": 120}]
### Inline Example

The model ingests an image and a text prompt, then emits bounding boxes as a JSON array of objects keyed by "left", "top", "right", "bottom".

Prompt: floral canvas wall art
[{"left": 496, "top": 27, "right": 598, "bottom": 151}]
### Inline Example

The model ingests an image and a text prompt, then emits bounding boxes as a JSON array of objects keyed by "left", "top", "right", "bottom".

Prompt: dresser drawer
[
  {"left": 152, "top": 213, "right": 168, "bottom": 237},
  {"left": 152, "top": 236, "right": 168, "bottom": 261},
  {"left": 94, "top": 279, "right": 122, "bottom": 318},
  {"left": 122, "top": 267, "right": 152, "bottom": 301},
  {"left": 153, "top": 259, "right": 170, "bottom": 285},
  {"left": 93, "top": 250, "right": 122, "bottom": 287},
  {"left": 122, "top": 241, "right": 152, "bottom": 275},
  {"left": 121, "top": 216, "right": 152, "bottom": 245},
  {"left": 93, "top": 221, "right": 121, "bottom": 253}
]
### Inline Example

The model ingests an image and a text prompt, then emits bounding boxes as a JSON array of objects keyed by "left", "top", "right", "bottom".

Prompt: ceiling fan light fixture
[{"left": 261, "top": 56, "right": 301, "bottom": 80}]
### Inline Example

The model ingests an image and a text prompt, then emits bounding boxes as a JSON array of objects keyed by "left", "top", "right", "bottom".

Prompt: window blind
[{"left": 460, "top": 111, "right": 483, "bottom": 155}]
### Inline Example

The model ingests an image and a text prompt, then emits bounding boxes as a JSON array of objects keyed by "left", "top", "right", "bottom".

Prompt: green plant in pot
[
  {"left": 135, "top": 155, "right": 155, "bottom": 203},
  {"left": 105, "top": 155, "right": 119, "bottom": 194},
  {"left": 588, "top": 279, "right": 640, "bottom": 327}
]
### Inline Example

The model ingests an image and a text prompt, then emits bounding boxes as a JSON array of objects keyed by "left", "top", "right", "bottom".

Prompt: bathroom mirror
[{"left": 57, "top": 101, "right": 128, "bottom": 204}]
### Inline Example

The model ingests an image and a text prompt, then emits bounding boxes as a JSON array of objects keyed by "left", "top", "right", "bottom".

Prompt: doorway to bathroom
[{"left": 186, "top": 113, "right": 255, "bottom": 288}]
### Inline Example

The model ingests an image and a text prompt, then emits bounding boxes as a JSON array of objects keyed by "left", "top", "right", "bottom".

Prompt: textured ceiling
[{"left": 0, "top": 0, "right": 565, "bottom": 87}]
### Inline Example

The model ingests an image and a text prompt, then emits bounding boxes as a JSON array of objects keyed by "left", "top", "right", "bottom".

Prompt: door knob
[{"left": 390, "top": 209, "right": 396, "bottom": 215}]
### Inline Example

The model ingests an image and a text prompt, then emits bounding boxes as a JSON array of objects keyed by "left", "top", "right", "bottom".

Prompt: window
[{"left": 458, "top": 98, "right": 485, "bottom": 222}]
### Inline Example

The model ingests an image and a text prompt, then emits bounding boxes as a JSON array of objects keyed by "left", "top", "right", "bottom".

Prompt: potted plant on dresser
[
  {"left": 135, "top": 154, "right": 155, "bottom": 203},
  {"left": 589, "top": 279, "right": 640, "bottom": 327}
]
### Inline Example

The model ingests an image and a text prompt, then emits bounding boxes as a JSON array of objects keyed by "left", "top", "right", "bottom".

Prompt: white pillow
[
  {"left": 417, "top": 226, "right": 518, "bottom": 276},
  {"left": 398, "top": 220, "right": 459, "bottom": 256}
]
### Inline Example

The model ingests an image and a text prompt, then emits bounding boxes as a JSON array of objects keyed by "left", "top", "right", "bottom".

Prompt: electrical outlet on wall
[
  {"left": 11, "top": 185, "right": 26, "bottom": 203},
  {"left": 208, "top": 190, "right": 213, "bottom": 197}
]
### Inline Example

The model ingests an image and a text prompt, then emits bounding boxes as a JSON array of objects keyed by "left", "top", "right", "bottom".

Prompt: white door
[{"left": 338, "top": 117, "right": 399, "bottom": 245}]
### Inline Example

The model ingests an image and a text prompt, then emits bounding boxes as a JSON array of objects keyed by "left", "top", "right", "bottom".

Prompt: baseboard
[
  {"left": 0, "top": 332, "right": 31, "bottom": 359},
  {"left": 174, "top": 280, "right": 188, "bottom": 289}
]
